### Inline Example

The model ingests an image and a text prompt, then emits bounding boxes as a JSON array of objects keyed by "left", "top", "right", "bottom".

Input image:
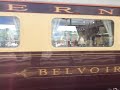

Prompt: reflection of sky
[
  {"left": 0, "top": 25, "right": 16, "bottom": 30},
  {"left": 0, "top": 17, "right": 15, "bottom": 25}
]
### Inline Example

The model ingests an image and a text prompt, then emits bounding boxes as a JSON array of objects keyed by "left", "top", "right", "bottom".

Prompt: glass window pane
[
  {"left": 0, "top": 16, "right": 20, "bottom": 47},
  {"left": 52, "top": 18, "right": 114, "bottom": 47}
]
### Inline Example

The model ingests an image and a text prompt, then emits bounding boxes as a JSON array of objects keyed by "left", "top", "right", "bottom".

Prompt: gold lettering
[
  {"left": 65, "top": 68, "right": 72, "bottom": 74},
  {"left": 99, "top": 9, "right": 113, "bottom": 15},
  {"left": 52, "top": 68, "right": 60, "bottom": 75},
  {"left": 8, "top": 4, "right": 28, "bottom": 11},
  {"left": 90, "top": 67, "right": 100, "bottom": 73},
  {"left": 77, "top": 67, "right": 86, "bottom": 74},
  {"left": 106, "top": 67, "right": 110, "bottom": 73},
  {"left": 114, "top": 66, "right": 120, "bottom": 72},
  {"left": 54, "top": 7, "right": 73, "bottom": 13},
  {"left": 39, "top": 69, "right": 48, "bottom": 75}
]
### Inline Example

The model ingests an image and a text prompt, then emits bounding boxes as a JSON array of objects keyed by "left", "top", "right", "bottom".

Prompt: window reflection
[
  {"left": 52, "top": 18, "right": 114, "bottom": 47},
  {"left": 0, "top": 16, "right": 20, "bottom": 47}
]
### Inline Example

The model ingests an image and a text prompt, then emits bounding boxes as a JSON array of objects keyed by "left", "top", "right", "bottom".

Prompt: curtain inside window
[{"left": 103, "top": 20, "right": 113, "bottom": 46}]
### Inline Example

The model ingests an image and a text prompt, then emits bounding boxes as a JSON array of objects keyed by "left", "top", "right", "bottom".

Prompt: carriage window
[
  {"left": 52, "top": 18, "right": 114, "bottom": 47},
  {"left": 0, "top": 16, "right": 20, "bottom": 47}
]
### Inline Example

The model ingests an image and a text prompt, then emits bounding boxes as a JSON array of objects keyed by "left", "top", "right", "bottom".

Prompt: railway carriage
[{"left": 0, "top": 0, "right": 120, "bottom": 90}]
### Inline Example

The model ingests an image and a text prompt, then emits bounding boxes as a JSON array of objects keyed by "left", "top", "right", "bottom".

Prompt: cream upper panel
[{"left": 0, "top": 12, "right": 119, "bottom": 52}]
